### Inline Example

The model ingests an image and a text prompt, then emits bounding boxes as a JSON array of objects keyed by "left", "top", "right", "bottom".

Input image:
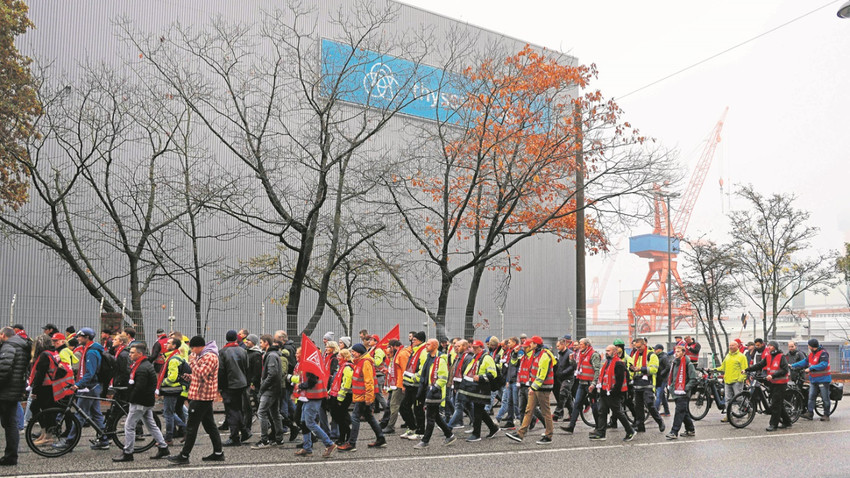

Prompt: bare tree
[
  {"left": 121, "top": 1, "right": 436, "bottom": 338},
  {"left": 679, "top": 237, "right": 739, "bottom": 361},
  {"left": 729, "top": 185, "right": 839, "bottom": 339}
]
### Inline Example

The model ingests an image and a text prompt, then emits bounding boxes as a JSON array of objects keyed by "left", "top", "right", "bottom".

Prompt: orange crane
[{"left": 627, "top": 107, "right": 728, "bottom": 339}]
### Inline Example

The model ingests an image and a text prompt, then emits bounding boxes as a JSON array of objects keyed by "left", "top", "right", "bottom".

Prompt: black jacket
[
  {"left": 128, "top": 359, "right": 157, "bottom": 407},
  {"left": 0, "top": 335, "right": 28, "bottom": 401},
  {"left": 556, "top": 348, "right": 575, "bottom": 381},
  {"left": 113, "top": 347, "right": 131, "bottom": 388},
  {"left": 31, "top": 350, "right": 55, "bottom": 395},
  {"left": 786, "top": 349, "right": 806, "bottom": 380},
  {"left": 246, "top": 346, "right": 262, "bottom": 389},
  {"left": 259, "top": 346, "right": 282, "bottom": 395},
  {"left": 219, "top": 343, "right": 248, "bottom": 390},
  {"left": 655, "top": 351, "right": 671, "bottom": 386}
]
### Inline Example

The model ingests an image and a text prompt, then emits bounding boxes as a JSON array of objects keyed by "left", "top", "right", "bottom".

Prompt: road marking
[{"left": 16, "top": 427, "right": 850, "bottom": 477}]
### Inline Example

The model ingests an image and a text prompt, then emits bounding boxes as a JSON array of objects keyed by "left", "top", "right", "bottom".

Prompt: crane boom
[{"left": 671, "top": 107, "right": 728, "bottom": 237}]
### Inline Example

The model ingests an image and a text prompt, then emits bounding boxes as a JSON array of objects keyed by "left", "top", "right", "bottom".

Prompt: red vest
[
  {"left": 529, "top": 349, "right": 554, "bottom": 386},
  {"left": 154, "top": 335, "right": 169, "bottom": 364},
  {"left": 329, "top": 362, "right": 351, "bottom": 397},
  {"left": 351, "top": 358, "right": 372, "bottom": 398},
  {"left": 300, "top": 370, "right": 328, "bottom": 399},
  {"left": 685, "top": 342, "right": 699, "bottom": 362},
  {"left": 808, "top": 349, "right": 831, "bottom": 378},
  {"left": 600, "top": 356, "right": 628, "bottom": 392},
  {"left": 575, "top": 347, "right": 596, "bottom": 382},
  {"left": 517, "top": 353, "right": 533, "bottom": 384},
  {"left": 764, "top": 352, "right": 789, "bottom": 384}
]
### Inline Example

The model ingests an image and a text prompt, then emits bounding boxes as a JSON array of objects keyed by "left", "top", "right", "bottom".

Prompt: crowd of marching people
[{"left": 0, "top": 321, "right": 836, "bottom": 467}]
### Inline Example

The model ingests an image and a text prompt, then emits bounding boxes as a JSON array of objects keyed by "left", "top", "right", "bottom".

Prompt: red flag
[
  {"left": 374, "top": 324, "right": 400, "bottom": 352},
  {"left": 299, "top": 334, "right": 328, "bottom": 383}
]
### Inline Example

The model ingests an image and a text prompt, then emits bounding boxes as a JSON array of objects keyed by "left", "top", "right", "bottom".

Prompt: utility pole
[{"left": 574, "top": 106, "right": 587, "bottom": 341}]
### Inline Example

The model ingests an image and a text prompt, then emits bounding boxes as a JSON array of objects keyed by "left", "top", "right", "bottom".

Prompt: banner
[{"left": 299, "top": 334, "right": 328, "bottom": 383}]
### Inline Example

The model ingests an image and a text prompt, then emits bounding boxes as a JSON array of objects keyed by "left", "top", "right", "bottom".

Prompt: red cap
[
  {"left": 521, "top": 339, "right": 534, "bottom": 347},
  {"left": 51, "top": 333, "right": 66, "bottom": 341},
  {"left": 471, "top": 340, "right": 485, "bottom": 348},
  {"left": 371, "top": 334, "right": 380, "bottom": 341},
  {"left": 531, "top": 336, "right": 544, "bottom": 345}
]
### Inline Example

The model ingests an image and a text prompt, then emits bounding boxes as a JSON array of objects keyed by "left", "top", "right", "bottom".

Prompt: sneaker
[
  {"left": 665, "top": 432, "right": 678, "bottom": 440},
  {"left": 322, "top": 444, "right": 337, "bottom": 458},
  {"left": 400, "top": 429, "right": 415, "bottom": 439},
  {"left": 800, "top": 411, "right": 814, "bottom": 420},
  {"left": 463, "top": 428, "right": 474, "bottom": 434},
  {"left": 720, "top": 416, "right": 729, "bottom": 423},
  {"left": 241, "top": 431, "right": 253, "bottom": 442},
  {"left": 465, "top": 435, "right": 481, "bottom": 442},
  {"left": 51, "top": 439, "right": 70, "bottom": 450},
  {"left": 623, "top": 432, "right": 635, "bottom": 442},
  {"left": 407, "top": 434, "right": 423, "bottom": 441},
  {"left": 660, "top": 412, "right": 671, "bottom": 417},
  {"left": 167, "top": 454, "right": 190, "bottom": 465},
  {"left": 112, "top": 453, "right": 134, "bottom": 462},
  {"left": 91, "top": 441, "right": 110, "bottom": 450},
  {"left": 451, "top": 424, "right": 465, "bottom": 430},
  {"left": 444, "top": 434, "right": 457, "bottom": 446},
  {"left": 500, "top": 421, "right": 515, "bottom": 429},
  {"left": 381, "top": 427, "right": 395, "bottom": 435},
  {"left": 486, "top": 428, "right": 499, "bottom": 439},
  {"left": 222, "top": 438, "right": 241, "bottom": 447},
  {"left": 589, "top": 433, "right": 606, "bottom": 441},
  {"left": 682, "top": 430, "right": 696, "bottom": 437},
  {"left": 251, "top": 440, "right": 273, "bottom": 450},
  {"left": 201, "top": 452, "right": 225, "bottom": 462},
  {"left": 368, "top": 437, "right": 387, "bottom": 448},
  {"left": 294, "top": 449, "right": 312, "bottom": 456},
  {"left": 413, "top": 441, "right": 429, "bottom": 449},
  {"left": 505, "top": 431, "right": 523, "bottom": 442},
  {"left": 657, "top": 420, "right": 666, "bottom": 433},
  {"left": 0, "top": 456, "right": 17, "bottom": 466},
  {"left": 821, "top": 416, "right": 831, "bottom": 422},
  {"left": 337, "top": 443, "right": 356, "bottom": 452},
  {"left": 535, "top": 436, "right": 552, "bottom": 445},
  {"left": 560, "top": 426, "right": 574, "bottom": 434}
]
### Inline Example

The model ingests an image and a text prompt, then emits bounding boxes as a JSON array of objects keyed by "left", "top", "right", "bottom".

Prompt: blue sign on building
[{"left": 321, "top": 39, "right": 467, "bottom": 123}]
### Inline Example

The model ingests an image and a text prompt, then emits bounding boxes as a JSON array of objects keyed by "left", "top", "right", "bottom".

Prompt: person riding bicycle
[
  {"left": 745, "top": 340, "right": 792, "bottom": 432},
  {"left": 790, "top": 338, "right": 832, "bottom": 422},
  {"left": 57, "top": 327, "right": 110, "bottom": 450}
]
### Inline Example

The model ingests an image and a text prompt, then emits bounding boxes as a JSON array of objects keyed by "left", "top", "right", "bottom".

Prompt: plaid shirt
[{"left": 188, "top": 351, "right": 219, "bottom": 401}]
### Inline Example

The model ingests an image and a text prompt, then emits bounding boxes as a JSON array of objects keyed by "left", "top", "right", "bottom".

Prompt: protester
[
  {"left": 328, "top": 348, "right": 354, "bottom": 446},
  {"left": 653, "top": 344, "right": 671, "bottom": 416},
  {"left": 0, "top": 327, "right": 28, "bottom": 466},
  {"left": 506, "top": 336, "right": 554, "bottom": 444},
  {"left": 339, "top": 343, "right": 386, "bottom": 452},
  {"left": 496, "top": 337, "right": 521, "bottom": 428},
  {"left": 414, "top": 339, "right": 456, "bottom": 449},
  {"left": 459, "top": 340, "right": 499, "bottom": 442},
  {"left": 219, "top": 330, "right": 250, "bottom": 446},
  {"left": 589, "top": 344, "right": 634, "bottom": 441},
  {"left": 562, "top": 338, "right": 601, "bottom": 434},
  {"left": 791, "top": 338, "right": 832, "bottom": 422},
  {"left": 251, "top": 334, "right": 284, "bottom": 448},
  {"left": 553, "top": 336, "right": 575, "bottom": 421},
  {"left": 666, "top": 345, "right": 697, "bottom": 439},
  {"left": 380, "top": 339, "right": 406, "bottom": 434},
  {"left": 629, "top": 338, "right": 665, "bottom": 433},
  {"left": 399, "top": 331, "right": 428, "bottom": 440},
  {"left": 715, "top": 340, "right": 748, "bottom": 422}
]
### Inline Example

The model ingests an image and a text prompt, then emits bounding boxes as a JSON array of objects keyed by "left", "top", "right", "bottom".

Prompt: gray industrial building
[{"left": 1, "top": 0, "right": 578, "bottom": 345}]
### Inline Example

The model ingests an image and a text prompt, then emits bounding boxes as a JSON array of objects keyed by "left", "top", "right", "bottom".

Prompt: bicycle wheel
[
  {"left": 814, "top": 396, "right": 838, "bottom": 417},
  {"left": 26, "top": 407, "right": 82, "bottom": 458},
  {"left": 726, "top": 391, "right": 756, "bottom": 429},
  {"left": 107, "top": 408, "right": 162, "bottom": 452},
  {"left": 785, "top": 389, "right": 804, "bottom": 424},
  {"left": 688, "top": 388, "right": 711, "bottom": 421},
  {"left": 579, "top": 397, "right": 597, "bottom": 427}
]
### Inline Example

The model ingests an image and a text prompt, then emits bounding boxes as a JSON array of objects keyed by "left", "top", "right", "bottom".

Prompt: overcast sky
[{"left": 403, "top": 0, "right": 850, "bottom": 318}]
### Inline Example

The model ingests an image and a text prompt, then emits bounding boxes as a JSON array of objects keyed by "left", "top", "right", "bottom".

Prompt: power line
[{"left": 617, "top": 0, "right": 841, "bottom": 100}]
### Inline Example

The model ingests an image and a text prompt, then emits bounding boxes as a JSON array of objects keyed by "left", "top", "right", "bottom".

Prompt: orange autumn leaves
[{"left": 413, "top": 46, "right": 610, "bottom": 263}]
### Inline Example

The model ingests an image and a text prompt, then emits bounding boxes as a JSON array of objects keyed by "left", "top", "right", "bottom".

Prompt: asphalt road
[{"left": 4, "top": 401, "right": 847, "bottom": 478}]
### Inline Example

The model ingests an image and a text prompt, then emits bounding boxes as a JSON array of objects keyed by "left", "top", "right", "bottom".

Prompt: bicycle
[
  {"left": 725, "top": 373, "right": 804, "bottom": 428},
  {"left": 796, "top": 378, "right": 842, "bottom": 417},
  {"left": 26, "top": 387, "right": 162, "bottom": 457},
  {"left": 689, "top": 368, "right": 725, "bottom": 421}
]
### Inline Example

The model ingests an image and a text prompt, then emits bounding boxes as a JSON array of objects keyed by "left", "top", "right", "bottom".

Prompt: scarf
[
  {"left": 600, "top": 355, "right": 620, "bottom": 391},
  {"left": 631, "top": 347, "right": 648, "bottom": 369},
  {"left": 669, "top": 356, "right": 688, "bottom": 394},
  {"left": 78, "top": 342, "right": 92, "bottom": 380},
  {"left": 156, "top": 350, "right": 180, "bottom": 392},
  {"left": 222, "top": 341, "right": 239, "bottom": 349},
  {"left": 128, "top": 357, "right": 146, "bottom": 384},
  {"left": 576, "top": 346, "right": 594, "bottom": 375}
]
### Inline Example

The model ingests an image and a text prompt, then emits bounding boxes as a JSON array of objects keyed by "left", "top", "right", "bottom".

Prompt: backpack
[
  {"left": 97, "top": 349, "right": 116, "bottom": 384},
  {"left": 176, "top": 357, "right": 192, "bottom": 387},
  {"left": 491, "top": 355, "right": 506, "bottom": 390}
]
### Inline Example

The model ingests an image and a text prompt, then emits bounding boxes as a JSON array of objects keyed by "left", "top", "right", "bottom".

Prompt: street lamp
[{"left": 839, "top": 0, "right": 850, "bottom": 18}]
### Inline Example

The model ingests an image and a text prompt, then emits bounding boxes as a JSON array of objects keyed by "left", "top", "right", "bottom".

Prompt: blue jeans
[
  {"left": 349, "top": 401, "right": 383, "bottom": 445},
  {"left": 497, "top": 383, "right": 520, "bottom": 421},
  {"left": 808, "top": 382, "right": 831, "bottom": 415},
  {"left": 16, "top": 402, "right": 24, "bottom": 430},
  {"left": 485, "top": 387, "right": 502, "bottom": 413},
  {"left": 447, "top": 391, "right": 471, "bottom": 427},
  {"left": 565, "top": 382, "right": 597, "bottom": 431},
  {"left": 70, "top": 384, "right": 106, "bottom": 442},
  {"left": 655, "top": 385, "right": 670, "bottom": 414},
  {"left": 162, "top": 395, "right": 187, "bottom": 440},
  {"left": 301, "top": 399, "right": 332, "bottom": 453}
]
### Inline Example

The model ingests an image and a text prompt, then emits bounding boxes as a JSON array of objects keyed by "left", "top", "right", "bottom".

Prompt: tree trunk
[
  {"left": 463, "top": 261, "right": 486, "bottom": 339},
  {"left": 434, "top": 269, "right": 452, "bottom": 340}
]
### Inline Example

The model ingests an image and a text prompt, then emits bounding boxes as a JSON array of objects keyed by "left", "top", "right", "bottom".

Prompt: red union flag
[
  {"left": 373, "top": 324, "right": 400, "bottom": 354},
  {"left": 300, "top": 334, "right": 328, "bottom": 383}
]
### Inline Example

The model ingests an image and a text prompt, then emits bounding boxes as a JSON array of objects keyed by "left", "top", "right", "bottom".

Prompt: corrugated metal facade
[{"left": 1, "top": 0, "right": 577, "bottom": 344}]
